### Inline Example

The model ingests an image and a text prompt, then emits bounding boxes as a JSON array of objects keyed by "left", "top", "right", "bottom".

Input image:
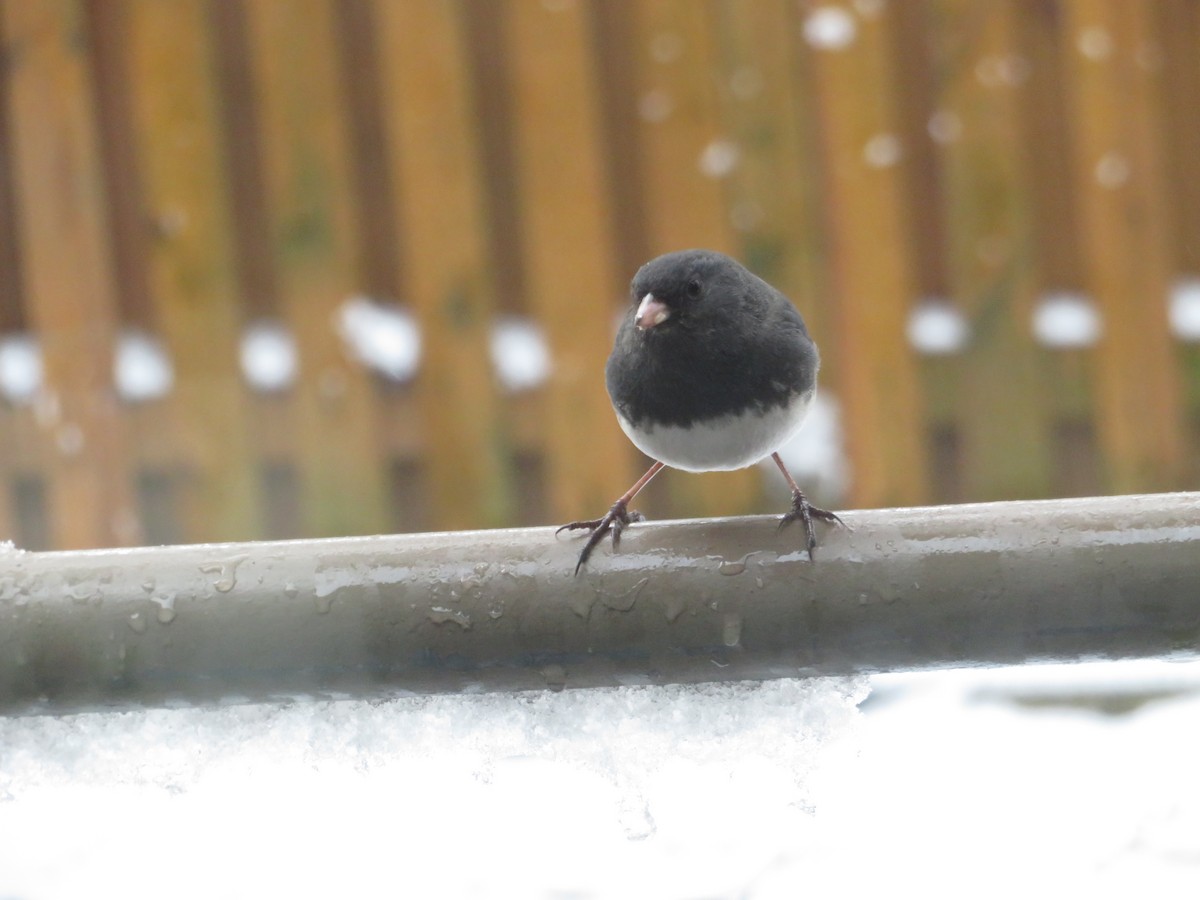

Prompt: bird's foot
[
  {"left": 556, "top": 499, "right": 646, "bottom": 575},
  {"left": 778, "top": 489, "right": 845, "bottom": 556}
]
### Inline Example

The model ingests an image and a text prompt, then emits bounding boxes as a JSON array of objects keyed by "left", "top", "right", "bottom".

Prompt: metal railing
[{"left": 2, "top": 493, "right": 1197, "bottom": 715}]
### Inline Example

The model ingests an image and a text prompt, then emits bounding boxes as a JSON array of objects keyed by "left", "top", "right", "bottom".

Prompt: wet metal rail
[{"left": 1, "top": 493, "right": 1198, "bottom": 715}]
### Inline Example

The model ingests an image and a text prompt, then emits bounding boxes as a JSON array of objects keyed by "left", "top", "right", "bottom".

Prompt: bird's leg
[
  {"left": 557, "top": 461, "right": 665, "bottom": 575},
  {"left": 772, "top": 452, "right": 845, "bottom": 556}
]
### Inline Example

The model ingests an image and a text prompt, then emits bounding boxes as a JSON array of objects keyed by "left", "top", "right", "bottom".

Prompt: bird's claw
[
  {"left": 778, "top": 489, "right": 845, "bottom": 556},
  {"left": 557, "top": 500, "right": 645, "bottom": 575}
]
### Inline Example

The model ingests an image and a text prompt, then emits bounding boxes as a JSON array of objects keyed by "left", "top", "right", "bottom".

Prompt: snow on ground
[{"left": 1, "top": 660, "right": 1198, "bottom": 899}]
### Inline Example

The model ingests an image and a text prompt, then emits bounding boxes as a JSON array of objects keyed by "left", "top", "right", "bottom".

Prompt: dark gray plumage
[{"left": 559, "top": 249, "right": 842, "bottom": 573}]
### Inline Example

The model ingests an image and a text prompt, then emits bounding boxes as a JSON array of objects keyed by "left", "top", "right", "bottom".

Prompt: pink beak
[{"left": 635, "top": 293, "right": 671, "bottom": 330}]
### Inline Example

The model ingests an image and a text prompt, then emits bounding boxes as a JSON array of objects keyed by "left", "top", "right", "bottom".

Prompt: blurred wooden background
[{"left": 0, "top": 0, "right": 1197, "bottom": 551}]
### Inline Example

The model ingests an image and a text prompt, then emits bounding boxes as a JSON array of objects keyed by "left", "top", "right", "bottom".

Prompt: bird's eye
[{"left": 685, "top": 279, "right": 702, "bottom": 299}]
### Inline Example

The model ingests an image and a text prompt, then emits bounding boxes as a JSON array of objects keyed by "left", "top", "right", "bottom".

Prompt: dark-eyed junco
[{"left": 559, "top": 249, "right": 843, "bottom": 573}]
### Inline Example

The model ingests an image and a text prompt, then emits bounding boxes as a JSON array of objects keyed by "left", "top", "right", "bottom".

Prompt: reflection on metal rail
[{"left": 2, "top": 493, "right": 1198, "bottom": 716}]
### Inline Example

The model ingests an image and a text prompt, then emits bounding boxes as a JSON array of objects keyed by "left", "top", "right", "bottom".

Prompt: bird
[{"left": 558, "top": 248, "right": 843, "bottom": 574}]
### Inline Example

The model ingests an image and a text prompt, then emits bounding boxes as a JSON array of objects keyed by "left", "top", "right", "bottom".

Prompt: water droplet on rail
[
  {"left": 722, "top": 614, "right": 743, "bottom": 648},
  {"left": 542, "top": 664, "right": 568, "bottom": 691},
  {"left": 662, "top": 593, "right": 687, "bottom": 623},
  {"left": 200, "top": 556, "right": 246, "bottom": 593},
  {"left": 152, "top": 590, "right": 177, "bottom": 624},
  {"left": 128, "top": 612, "right": 147, "bottom": 634},
  {"left": 0, "top": 576, "right": 24, "bottom": 604},
  {"left": 601, "top": 576, "right": 650, "bottom": 612},
  {"left": 428, "top": 606, "right": 472, "bottom": 629},
  {"left": 65, "top": 582, "right": 96, "bottom": 604},
  {"left": 313, "top": 593, "right": 334, "bottom": 614},
  {"left": 570, "top": 593, "right": 595, "bottom": 619},
  {"left": 717, "top": 551, "right": 758, "bottom": 576}
]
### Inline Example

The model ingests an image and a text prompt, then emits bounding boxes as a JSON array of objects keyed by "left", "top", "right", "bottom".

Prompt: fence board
[
  {"left": 243, "top": 0, "right": 390, "bottom": 537},
  {"left": 1, "top": 0, "right": 138, "bottom": 548},
  {"left": 625, "top": 0, "right": 761, "bottom": 519},
  {"left": 1011, "top": 0, "right": 1102, "bottom": 496},
  {"left": 712, "top": 0, "right": 850, "bottom": 508},
  {"left": 1156, "top": 0, "right": 1200, "bottom": 437},
  {"left": 0, "top": 405, "right": 17, "bottom": 542},
  {"left": 122, "top": 0, "right": 261, "bottom": 542},
  {"left": 0, "top": 10, "right": 21, "bottom": 543},
  {"left": 1060, "top": 0, "right": 1186, "bottom": 493},
  {"left": 804, "top": 1, "right": 929, "bottom": 508},
  {"left": 712, "top": 0, "right": 833, "bottom": 381},
  {"left": 1157, "top": 0, "right": 1200, "bottom": 278},
  {"left": 931, "top": 0, "right": 1053, "bottom": 500},
  {"left": 372, "top": 0, "right": 513, "bottom": 531},
  {"left": 0, "top": 28, "right": 20, "bottom": 336},
  {"left": 886, "top": 0, "right": 965, "bottom": 502},
  {"left": 503, "top": 0, "right": 633, "bottom": 523}
]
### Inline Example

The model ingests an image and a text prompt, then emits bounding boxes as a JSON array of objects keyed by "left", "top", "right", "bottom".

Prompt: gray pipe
[{"left": 1, "top": 493, "right": 1197, "bottom": 715}]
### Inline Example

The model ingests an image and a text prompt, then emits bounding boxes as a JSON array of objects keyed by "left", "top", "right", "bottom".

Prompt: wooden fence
[{"left": 0, "top": 0, "right": 1196, "bottom": 551}]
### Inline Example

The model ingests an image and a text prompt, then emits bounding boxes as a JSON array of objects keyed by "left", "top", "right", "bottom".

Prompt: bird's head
[{"left": 628, "top": 249, "right": 746, "bottom": 334}]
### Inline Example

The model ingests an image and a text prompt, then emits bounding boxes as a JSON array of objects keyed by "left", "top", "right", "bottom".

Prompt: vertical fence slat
[
  {"left": 932, "top": 0, "right": 1053, "bottom": 500},
  {"left": 0, "top": 7, "right": 21, "bottom": 543},
  {"left": 0, "top": 15, "right": 21, "bottom": 336},
  {"left": 85, "top": 0, "right": 153, "bottom": 328},
  {"left": 123, "top": 0, "right": 261, "bottom": 542},
  {"left": 243, "top": 0, "right": 390, "bottom": 537},
  {"left": 1157, "top": 0, "right": 1200, "bottom": 277},
  {"left": 503, "top": 0, "right": 633, "bottom": 522},
  {"left": 712, "top": 0, "right": 833, "bottom": 379},
  {"left": 372, "top": 0, "right": 513, "bottom": 531},
  {"left": 1, "top": 0, "right": 138, "bottom": 548},
  {"left": 711, "top": 0, "right": 849, "bottom": 506},
  {"left": 624, "top": 0, "right": 761, "bottom": 519},
  {"left": 887, "top": 0, "right": 965, "bottom": 501},
  {"left": 1156, "top": 0, "right": 1200, "bottom": 456},
  {"left": 0, "top": 403, "right": 17, "bottom": 542},
  {"left": 1009, "top": 2, "right": 1100, "bottom": 496},
  {"left": 804, "top": 2, "right": 929, "bottom": 508},
  {"left": 1060, "top": 0, "right": 1186, "bottom": 492}
]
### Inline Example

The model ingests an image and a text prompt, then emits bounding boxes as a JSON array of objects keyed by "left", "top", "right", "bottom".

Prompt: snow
[
  {"left": 1032, "top": 291, "right": 1103, "bottom": 348},
  {"left": 862, "top": 132, "right": 903, "bottom": 168},
  {"left": 113, "top": 329, "right": 174, "bottom": 403},
  {"left": 638, "top": 88, "right": 674, "bottom": 124},
  {"left": 2, "top": 660, "right": 1198, "bottom": 898},
  {"left": 0, "top": 332, "right": 42, "bottom": 404},
  {"left": 927, "top": 109, "right": 964, "bottom": 145},
  {"left": 334, "top": 296, "right": 421, "bottom": 383},
  {"left": 1169, "top": 276, "right": 1200, "bottom": 342},
  {"left": 490, "top": 315, "right": 551, "bottom": 393},
  {"left": 697, "top": 139, "right": 741, "bottom": 179},
  {"left": 1077, "top": 26, "right": 1114, "bottom": 62},
  {"left": 907, "top": 300, "right": 970, "bottom": 354},
  {"left": 803, "top": 6, "right": 857, "bottom": 52},
  {"left": 1094, "top": 151, "right": 1131, "bottom": 189},
  {"left": 0, "top": 677, "right": 864, "bottom": 899},
  {"left": 240, "top": 319, "right": 298, "bottom": 392}
]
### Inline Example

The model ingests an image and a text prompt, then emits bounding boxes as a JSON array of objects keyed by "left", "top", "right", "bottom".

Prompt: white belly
[{"left": 616, "top": 391, "right": 814, "bottom": 473}]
